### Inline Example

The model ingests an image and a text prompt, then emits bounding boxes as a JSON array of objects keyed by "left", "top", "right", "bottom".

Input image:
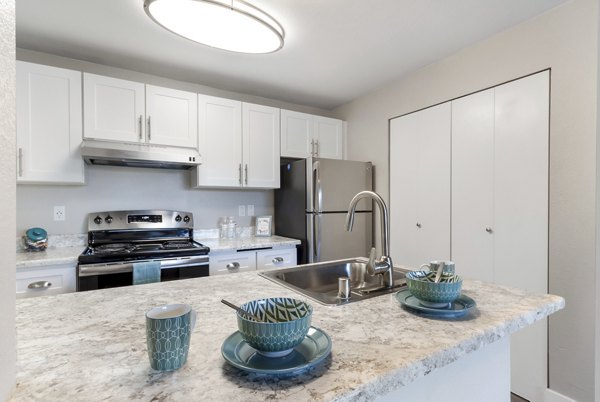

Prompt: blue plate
[
  {"left": 395, "top": 288, "right": 476, "bottom": 318},
  {"left": 221, "top": 326, "right": 332, "bottom": 375}
]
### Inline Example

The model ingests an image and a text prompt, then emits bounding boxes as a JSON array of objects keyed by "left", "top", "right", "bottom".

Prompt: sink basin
[{"left": 259, "top": 257, "right": 408, "bottom": 305}]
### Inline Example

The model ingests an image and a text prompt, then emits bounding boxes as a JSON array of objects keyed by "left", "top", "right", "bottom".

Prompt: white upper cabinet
[
  {"left": 83, "top": 73, "right": 145, "bottom": 143},
  {"left": 17, "top": 61, "right": 84, "bottom": 184},
  {"left": 195, "top": 95, "right": 243, "bottom": 187},
  {"left": 145, "top": 85, "right": 198, "bottom": 148},
  {"left": 389, "top": 102, "right": 451, "bottom": 269},
  {"left": 84, "top": 74, "right": 197, "bottom": 149},
  {"left": 243, "top": 103, "right": 280, "bottom": 188},
  {"left": 281, "top": 110, "right": 343, "bottom": 159},
  {"left": 193, "top": 97, "right": 280, "bottom": 189}
]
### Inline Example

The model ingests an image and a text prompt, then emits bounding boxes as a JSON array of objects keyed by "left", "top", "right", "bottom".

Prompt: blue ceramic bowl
[
  {"left": 405, "top": 271, "right": 462, "bottom": 306},
  {"left": 237, "top": 297, "right": 313, "bottom": 357}
]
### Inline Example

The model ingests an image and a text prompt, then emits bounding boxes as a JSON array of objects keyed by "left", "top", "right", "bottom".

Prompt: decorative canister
[{"left": 23, "top": 227, "right": 48, "bottom": 251}]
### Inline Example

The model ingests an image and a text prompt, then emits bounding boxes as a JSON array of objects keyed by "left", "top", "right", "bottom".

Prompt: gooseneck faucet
[{"left": 345, "top": 191, "right": 394, "bottom": 288}]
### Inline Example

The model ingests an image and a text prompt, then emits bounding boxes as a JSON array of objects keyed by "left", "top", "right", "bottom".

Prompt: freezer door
[
  {"left": 311, "top": 212, "right": 372, "bottom": 262},
  {"left": 308, "top": 158, "right": 373, "bottom": 213}
]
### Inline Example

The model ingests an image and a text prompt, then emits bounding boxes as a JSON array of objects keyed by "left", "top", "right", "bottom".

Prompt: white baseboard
[{"left": 545, "top": 389, "right": 576, "bottom": 402}]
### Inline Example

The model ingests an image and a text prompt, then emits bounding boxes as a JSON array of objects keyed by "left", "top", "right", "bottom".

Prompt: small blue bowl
[
  {"left": 237, "top": 298, "right": 313, "bottom": 357},
  {"left": 405, "top": 271, "right": 462, "bottom": 307}
]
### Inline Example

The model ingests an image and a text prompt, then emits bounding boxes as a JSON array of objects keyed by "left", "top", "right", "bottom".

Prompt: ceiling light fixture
[{"left": 143, "top": 0, "right": 285, "bottom": 54}]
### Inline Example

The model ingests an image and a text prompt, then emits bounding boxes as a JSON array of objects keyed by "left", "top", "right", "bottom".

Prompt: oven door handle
[{"left": 78, "top": 256, "right": 209, "bottom": 277}]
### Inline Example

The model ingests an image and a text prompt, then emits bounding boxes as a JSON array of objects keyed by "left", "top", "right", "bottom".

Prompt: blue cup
[{"left": 145, "top": 304, "right": 197, "bottom": 371}]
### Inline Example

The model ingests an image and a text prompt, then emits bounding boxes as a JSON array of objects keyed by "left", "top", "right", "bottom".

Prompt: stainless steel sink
[{"left": 259, "top": 257, "right": 408, "bottom": 305}]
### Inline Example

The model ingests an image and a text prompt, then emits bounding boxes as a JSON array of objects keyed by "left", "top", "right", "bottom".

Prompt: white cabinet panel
[
  {"left": 195, "top": 95, "right": 243, "bottom": 187},
  {"left": 209, "top": 251, "right": 256, "bottom": 275},
  {"left": 280, "top": 110, "right": 344, "bottom": 160},
  {"left": 16, "top": 264, "right": 76, "bottom": 298},
  {"left": 314, "top": 116, "right": 343, "bottom": 159},
  {"left": 17, "top": 61, "right": 84, "bottom": 184},
  {"left": 243, "top": 103, "right": 280, "bottom": 189},
  {"left": 390, "top": 102, "right": 451, "bottom": 269},
  {"left": 256, "top": 248, "right": 297, "bottom": 270},
  {"left": 84, "top": 73, "right": 145, "bottom": 142},
  {"left": 146, "top": 85, "right": 198, "bottom": 148},
  {"left": 451, "top": 89, "right": 495, "bottom": 283}
]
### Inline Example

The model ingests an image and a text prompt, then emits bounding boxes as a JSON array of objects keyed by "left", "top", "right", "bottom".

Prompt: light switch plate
[
  {"left": 247, "top": 204, "right": 254, "bottom": 216},
  {"left": 238, "top": 205, "right": 246, "bottom": 217}
]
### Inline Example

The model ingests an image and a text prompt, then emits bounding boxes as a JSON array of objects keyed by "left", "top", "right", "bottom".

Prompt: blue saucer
[
  {"left": 395, "top": 288, "right": 476, "bottom": 318},
  {"left": 221, "top": 326, "right": 332, "bottom": 375}
]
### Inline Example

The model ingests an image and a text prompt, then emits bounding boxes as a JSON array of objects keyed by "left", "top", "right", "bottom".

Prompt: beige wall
[
  {"left": 0, "top": 0, "right": 16, "bottom": 399},
  {"left": 334, "top": 0, "right": 598, "bottom": 400}
]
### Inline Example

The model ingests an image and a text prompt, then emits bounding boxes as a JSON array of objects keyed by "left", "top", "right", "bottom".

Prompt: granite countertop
[
  {"left": 15, "top": 236, "right": 300, "bottom": 270},
  {"left": 13, "top": 271, "right": 564, "bottom": 401}
]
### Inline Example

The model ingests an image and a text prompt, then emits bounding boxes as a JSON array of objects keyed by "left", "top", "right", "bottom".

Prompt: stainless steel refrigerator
[{"left": 274, "top": 157, "right": 373, "bottom": 264}]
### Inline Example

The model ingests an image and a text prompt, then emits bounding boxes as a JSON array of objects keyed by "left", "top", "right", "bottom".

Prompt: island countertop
[{"left": 12, "top": 270, "right": 564, "bottom": 401}]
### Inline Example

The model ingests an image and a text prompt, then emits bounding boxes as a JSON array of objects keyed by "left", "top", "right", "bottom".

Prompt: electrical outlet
[
  {"left": 54, "top": 206, "right": 66, "bottom": 221},
  {"left": 238, "top": 205, "right": 246, "bottom": 217},
  {"left": 247, "top": 204, "right": 255, "bottom": 216}
]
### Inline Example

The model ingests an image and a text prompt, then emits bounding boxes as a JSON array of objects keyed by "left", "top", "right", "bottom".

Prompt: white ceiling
[{"left": 16, "top": 0, "right": 568, "bottom": 110}]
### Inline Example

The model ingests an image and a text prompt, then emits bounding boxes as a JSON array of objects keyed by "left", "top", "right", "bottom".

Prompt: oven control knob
[
  {"left": 105, "top": 215, "right": 113, "bottom": 224},
  {"left": 183, "top": 215, "right": 190, "bottom": 223},
  {"left": 175, "top": 215, "right": 182, "bottom": 222},
  {"left": 93, "top": 216, "right": 102, "bottom": 225}
]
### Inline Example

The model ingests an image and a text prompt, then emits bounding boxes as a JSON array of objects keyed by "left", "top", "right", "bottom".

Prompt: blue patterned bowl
[
  {"left": 405, "top": 271, "right": 462, "bottom": 307},
  {"left": 237, "top": 298, "right": 313, "bottom": 357}
]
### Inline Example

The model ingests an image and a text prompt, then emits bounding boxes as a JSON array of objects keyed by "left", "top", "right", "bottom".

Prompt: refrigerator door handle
[
  {"left": 314, "top": 213, "right": 321, "bottom": 261},
  {"left": 313, "top": 160, "right": 322, "bottom": 213}
]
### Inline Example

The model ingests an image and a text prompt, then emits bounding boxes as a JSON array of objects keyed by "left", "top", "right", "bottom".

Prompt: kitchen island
[{"left": 12, "top": 270, "right": 563, "bottom": 401}]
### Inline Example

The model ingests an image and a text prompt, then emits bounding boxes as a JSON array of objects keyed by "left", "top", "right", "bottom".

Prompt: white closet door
[
  {"left": 494, "top": 71, "right": 549, "bottom": 402},
  {"left": 451, "top": 89, "right": 495, "bottom": 282},
  {"left": 390, "top": 102, "right": 451, "bottom": 268},
  {"left": 194, "top": 95, "right": 242, "bottom": 187}
]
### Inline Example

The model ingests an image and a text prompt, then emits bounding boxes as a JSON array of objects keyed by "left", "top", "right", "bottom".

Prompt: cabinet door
[
  {"left": 314, "top": 116, "right": 343, "bottom": 159},
  {"left": 256, "top": 248, "right": 297, "bottom": 270},
  {"left": 390, "top": 103, "right": 451, "bottom": 269},
  {"left": 494, "top": 71, "right": 549, "bottom": 402},
  {"left": 145, "top": 85, "right": 198, "bottom": 148},
  {"left": 194, "top": 95, "right": 242, "bottom": 187},
  {"left": 209, "top": 251, "right": 256, "bottom": 275},
  {"left": 242, "top": 103, "right": 280, "bottom": 189},
  {"left": 451, "top": 89, "right": 495, "bottom": 283},
  {"left": 281, "top": 110, "right": 313, "bottom": 158},
  {"left": 83, "top": 73, "right": 145, "bottom": 142},
  {"left": 17, "top": 61, "right": 84, "bottom": 184}
]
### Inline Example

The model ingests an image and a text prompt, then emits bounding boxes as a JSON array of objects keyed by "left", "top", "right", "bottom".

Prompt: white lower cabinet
[
  {"left": 16, "top": 263, "right": 76, "bottom": 298},
  {"left": 209, "top": 247, "right": 297, "bottom": 275},
  {"left": 256, "top": 248, "right": 297, "bottom": 270}
]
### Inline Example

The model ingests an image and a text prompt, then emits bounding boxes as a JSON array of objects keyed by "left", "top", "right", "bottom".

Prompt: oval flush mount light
[{"left": 144, "top": 0, "right": 285, "bottom": 54}]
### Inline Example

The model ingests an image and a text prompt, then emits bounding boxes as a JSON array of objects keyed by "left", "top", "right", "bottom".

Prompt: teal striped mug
[{"left": 145, "top": 304, "right": 197, "bottom": 371}]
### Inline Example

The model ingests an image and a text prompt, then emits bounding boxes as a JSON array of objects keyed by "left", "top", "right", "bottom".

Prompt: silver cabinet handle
[
  {"left": 18, "top": 147, "right": 23, "bottom": 177},
  {"left": 272, "top": 257, "right": 284, "bottom": 263},
  {"left": 485, "top": 227, "right": 493, "bottom": 233},
  {"left": 238, "top": 163, "right": 242, "bottom": 185},
  {"left": 310, "top": 139, "right": 315, "bottom": 156},
  {"left": 28, "top": 281, "right": 52, "bottom": 289},
  {"left": 226, "top": 262, "right": 240, "bottom": 271},
  {"left": 138, "top": 115, "right": 143, "bottom": 140},
  {"left": 416, "top": 222, "right": 421, "bottom": 228},
  {"left": 147, "top": 116, "right": 151, "bottom": 141},
  {"left": 315, "top": 139, "right": 319, "bottom": 156},
  {"left": 244, "top": 164, "right": 248, "bottom": 185}
]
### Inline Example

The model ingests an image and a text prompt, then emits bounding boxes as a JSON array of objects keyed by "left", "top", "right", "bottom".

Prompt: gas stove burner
[{"left": 94, "top": 243, "right": 135, "bottom": 254}]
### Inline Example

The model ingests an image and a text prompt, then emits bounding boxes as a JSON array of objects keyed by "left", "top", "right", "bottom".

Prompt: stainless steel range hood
[{"left": 81, "top": 140, "right": 201, "bottom": 170}]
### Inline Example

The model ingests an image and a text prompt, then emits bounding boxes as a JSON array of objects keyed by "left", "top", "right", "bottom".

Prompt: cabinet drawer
[
  {"left": 209, "top": 252, "right": 257, "bottom": 275},
  {"left": 16, "top": 264, "right": 76, "bottom": 298},
  {"left": 257, "top": 248, "right": 297, "bottom": 270}
]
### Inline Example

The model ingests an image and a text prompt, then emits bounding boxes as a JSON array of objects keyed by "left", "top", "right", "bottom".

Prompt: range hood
[{"left": 81, "top": 140, "right": 201, "bottom": 170}]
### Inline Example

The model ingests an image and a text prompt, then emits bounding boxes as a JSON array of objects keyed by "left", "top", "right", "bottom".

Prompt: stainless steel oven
[{"left": 77, "top": 210, "right": 210, "bottom": 291}]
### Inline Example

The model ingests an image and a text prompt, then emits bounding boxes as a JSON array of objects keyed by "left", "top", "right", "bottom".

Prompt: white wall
[
  {"left": 14, "top": 50, "right": 334, "bottom": 238},
  {"left": 334, "top": 0, "right": 598, "bottom": 401},
  {"left": 0, "top": 0, "right": 16, "bottom": 399}
]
